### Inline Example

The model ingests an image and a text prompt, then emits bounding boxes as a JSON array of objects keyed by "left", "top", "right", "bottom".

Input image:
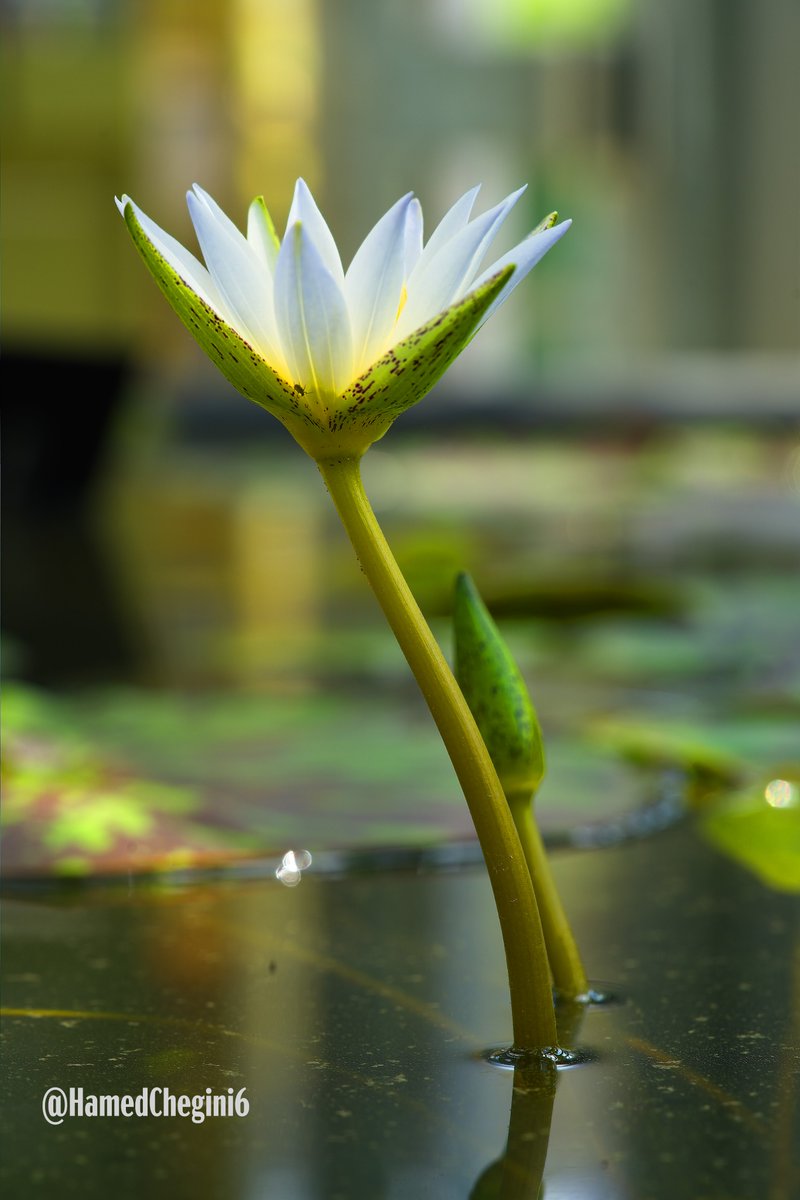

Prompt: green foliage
[{"left": 589, "top": 714, "right": 800, "bottom": 782}]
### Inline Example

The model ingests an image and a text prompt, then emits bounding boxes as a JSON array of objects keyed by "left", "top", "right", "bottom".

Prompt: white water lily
[{"left": 117, "top": 180, "right": 570, "bottom": 459}]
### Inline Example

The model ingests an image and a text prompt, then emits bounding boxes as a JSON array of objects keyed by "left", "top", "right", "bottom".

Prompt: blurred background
[{"left": 2, "top": 0, "right": 799, "bottom": 874}]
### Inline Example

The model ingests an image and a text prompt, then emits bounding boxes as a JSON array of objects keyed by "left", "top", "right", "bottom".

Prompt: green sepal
[
  {"left": 334, "top": 266, "right": 515, "bottom": 444},
  {"left": 453, "top": 572, "right": 545, "bottom": 799},
  {"left": 122, "top": 202, "right": 318, "bottom": 431}
]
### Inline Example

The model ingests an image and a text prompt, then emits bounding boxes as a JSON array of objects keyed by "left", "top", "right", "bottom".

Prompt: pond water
[
  {"left": 2, "top": 427, "right": 799, "bottom": 1196},
  {"left": 3, "top": 822, "right": 798, "bottom": 1198}
]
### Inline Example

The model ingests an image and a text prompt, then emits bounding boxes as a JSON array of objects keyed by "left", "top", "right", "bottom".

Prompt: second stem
[{"left": 317, "top": 454, "right": 556, "bottom": 1052}]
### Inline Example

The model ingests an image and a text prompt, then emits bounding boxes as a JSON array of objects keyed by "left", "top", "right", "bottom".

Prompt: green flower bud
[{"left": 454, "top": 572, "right": 545, "bottom": 798}]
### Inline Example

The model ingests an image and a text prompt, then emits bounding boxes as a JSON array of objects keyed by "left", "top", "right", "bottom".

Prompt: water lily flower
[
  {"left": 118, "top": 179, "right": 573, "bottom": 1049},
  {"left": 117, "top": 180, "right": 570, "bottom": 460}
]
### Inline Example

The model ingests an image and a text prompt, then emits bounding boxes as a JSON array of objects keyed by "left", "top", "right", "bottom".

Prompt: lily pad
[
  {"left": 702, "top": 777, "right": 800, "bottom": 892},
  {"left": 589, "top": 713, "right": 800, "bottom": 782},
  {"left": 2, "top": 683, "right": 653, "bottom": 876}
]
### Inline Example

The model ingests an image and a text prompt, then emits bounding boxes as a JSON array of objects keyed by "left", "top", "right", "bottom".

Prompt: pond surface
[
  {"left": 3, "top": 821, "right": 799, "bottom": 1199},
  {"left": 2, "top": 426, "right": 799, "bottom": 1195}
]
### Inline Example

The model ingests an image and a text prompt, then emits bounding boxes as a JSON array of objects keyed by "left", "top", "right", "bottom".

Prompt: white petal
[
  {"left": 345, "top": 193, "right": 413, "bottom": 372},
  {"left": 187, "top": 185, "right": 282, "bottom": 363},
  {"left": 416, "top": 184, "right": 480, "bottom": 269},
  {"left": 469, "top": 218, "right": 572, "bottom": 330},
  {"left": 404, "top": 198, "right": 423, "bottom": 277},
  {"left": 274, "top": 221, "right": 353, "bottom": 397},
  {"left": 116, "top": 195, "right": 223, "bottom": 313},
  {"left": 285, "top": 178, "right": 345, "bottom": 289},
  {"left": 247, "top": 196, "right": 280, "bottom": 272},
  {"left": 396, "top": 186, "right": 526, "bottom": 339}
]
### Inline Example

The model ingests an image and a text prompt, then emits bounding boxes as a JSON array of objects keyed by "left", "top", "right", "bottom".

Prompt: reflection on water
[
  {"left": 2, "top": 822, "right": 797, "bottom": 1198},
  {"left": 96, "top": 429, "right": 800, "bottom": 693},
  {"left": 469, "top": 1063, "right": 556, "bottom": 1199}
]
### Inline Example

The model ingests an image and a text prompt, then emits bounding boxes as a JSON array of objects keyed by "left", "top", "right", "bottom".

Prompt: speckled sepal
[
  {"left": 336, "top": 266, "right": 514, "bottom": 437},
  {"left": 123, "top": 203, "right": 321, "bottom": 433}
]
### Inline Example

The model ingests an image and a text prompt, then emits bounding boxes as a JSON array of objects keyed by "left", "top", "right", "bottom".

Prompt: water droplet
[
  {"left": 275, "top": 848, "right": 313, "bottom": 887},
  {"left": 555, "top": 983, "right": 621, "bottom": 1008}
]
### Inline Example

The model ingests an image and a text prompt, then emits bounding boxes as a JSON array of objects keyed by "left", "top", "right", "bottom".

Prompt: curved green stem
[
  {"left": 317, "top": 455, "right": 556, "bottom": 1052},
  {"left": 507, "top": 793, "right": 589, "bottom": 1000}
]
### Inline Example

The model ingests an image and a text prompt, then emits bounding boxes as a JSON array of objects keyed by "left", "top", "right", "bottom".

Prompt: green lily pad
[
  {"left": 702, "top": 777, "right": 800, "bottom": 892},
  {"left": 589, "top": 713, "right": 800, "bottom": 781},
  {"left": 2, "top": 683, "right": 652, "bottom": 875}
]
